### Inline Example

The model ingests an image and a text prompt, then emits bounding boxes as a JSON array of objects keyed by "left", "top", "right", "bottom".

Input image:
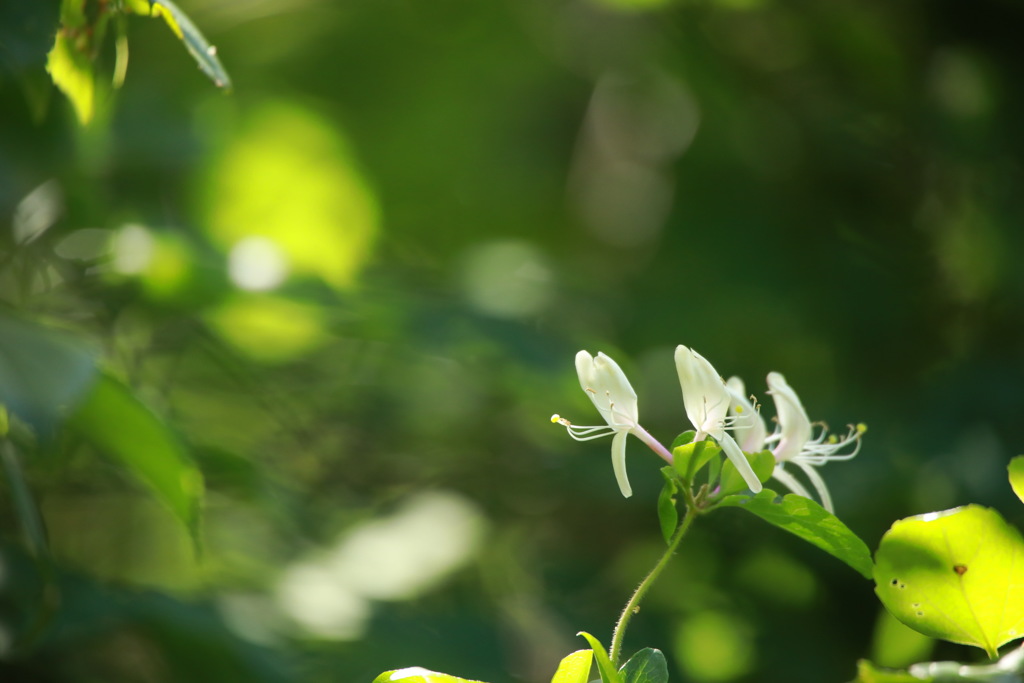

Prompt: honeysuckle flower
[
  {"left": 674, "top": 346, "right": 763, "bottom": 493},
  {"left": 763, "top": 371, "right": 864, "bottom": 513},
  {"left": 552, "top": 350, "right": 673, "bottom": 498},
  {"left": 725, "top": 377, "right": 767, "bottom": 453}
]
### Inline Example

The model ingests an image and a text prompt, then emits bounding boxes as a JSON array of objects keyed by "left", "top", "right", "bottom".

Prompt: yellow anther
[
  {"left": 551, "top": 414, "right": 561, "bottom": 423},
  {"left": 856, "top": 423, "right": 868, "bottom": 434}
]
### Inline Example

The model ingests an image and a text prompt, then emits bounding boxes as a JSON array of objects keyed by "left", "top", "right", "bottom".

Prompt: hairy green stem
[{"left": 609, "top": 506, "right": 696, "bottom": 667}]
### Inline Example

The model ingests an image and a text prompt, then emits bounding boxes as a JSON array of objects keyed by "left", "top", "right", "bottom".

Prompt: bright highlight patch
[
  {"left": 228, "top": 236, "right": 289, "bottom": 291},
  {"left": 202, "top": 102, "right": 379, "bottom": 290}
]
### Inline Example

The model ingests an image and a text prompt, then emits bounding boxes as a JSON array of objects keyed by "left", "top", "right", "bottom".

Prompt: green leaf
[
  {"left": 372, "top": 668, "right": 489, "bottom": 683},
  {"left": 46, "top": 30, "right": 94, "bottom": 124},
  {"left": 551, "top": 649, "right": 593, "bottom": 683},
  {"left": 851, "top": 660, "right": 927, "bottom": 683},
  {"left": 577, "top": 632, "right": 622, "bottom": 683},
  {"left": 670, "top": 430, "right": 697, "bottom": 450},
  {"left": 657, "top": 469, "right": 679, "bottom": 544},
  {"left": 717, "top": 450, "right": 775, "bottom": 497},
  {"left": 873, "top": 505, "right": 1024, "bottom": 659},
  {"left": 673, "top": 438, "right": 719, "bottom": 484},
  {"left": 619, "top": 648, "right": 668, "bottom": 683},
  {"left": 67, "top": 372, "right": 204, "bottom": 542},
  {"left": 140, "top": 0, "right": 232, "bottom": 89},
  {"left": 1009, "top": 456, "right": 1024, "bottom": 506},
  {"left": 0, "top": 312, "right": 97, "bottom": 434},
  {"left": 719, "top": 489, "right": 874, "bottom": 579}
]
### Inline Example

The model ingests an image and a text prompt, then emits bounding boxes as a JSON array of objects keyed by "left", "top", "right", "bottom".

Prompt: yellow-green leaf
[
  {"left": 371, "top": 668, "right": 489, "bottom": 683},
  {"left": 874, "top": 505, "right": 1024, "bottom": 658},
  {"left": 1008, "top": 456, "right": 1024, "bottom": 505},
  {"left": 551, "top": 649, "right": 593, "bottom": 683},
  {"left": 46, "top": 31, "right": 94, "bottom": 124}
]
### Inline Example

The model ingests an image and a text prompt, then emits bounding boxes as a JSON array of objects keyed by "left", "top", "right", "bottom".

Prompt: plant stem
[{"left": 609, "top": 506, "right": 696, "bottom": 667}]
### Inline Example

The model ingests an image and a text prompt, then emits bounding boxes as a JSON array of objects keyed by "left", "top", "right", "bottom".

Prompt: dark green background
[{"left": 2, "top": 0, "right": 1024, "bottom": 680}]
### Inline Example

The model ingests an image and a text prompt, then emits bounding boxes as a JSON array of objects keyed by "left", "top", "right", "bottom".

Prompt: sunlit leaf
[
  {"left": 672, "top": 438, "right": 718, "bottom": 484},
  {"left": 45, "top": 31, "right": 94, "bottom": 124},
  {"left": 551, "top": 649, "right": 593, "bottom": 683},
  {"left": 577, "top": 632, "right": 622, "bottom": 683},
  {"left": 1009, "top": 456, "right": 1024, "bottom": 506},
  {"left": 0, "top": 312, "right": 97, "bottom": 433},
  {"left": 874, "top": 505, "right": 1024, "bottom": 658},
  {"left": 719, "top": 489, "right": 874, "bottom": 579},
  {"left": 619, "top": 648, "right": 668, "bottom": 683},
  {"left": 67, "top": 372, "right": 204, "bottom": 542},
  {"left": 371, "top": 667, "right": 489, "bottom": 683}
]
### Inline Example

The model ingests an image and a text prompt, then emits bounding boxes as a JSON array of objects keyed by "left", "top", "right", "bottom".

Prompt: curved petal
[
  {"left": 726, "top": 376, "right": 767, "bottom": 453},
  {"left": 675, "top": 345, "right": 729, "bottom": 437},
  {"left": 720, "top": 431, "right": 763, "bottom": 493},
  {"left": 770, "top": 464, "right": 813, "bottom": 501},
  {"left": 795, "top": 459, "right": 835, "bottom": 513},
  {"left": 594, "top": 352, "right": 639, "bottom": 425},
  {"left": 767, "top": 372, "right": 812, "bottom": 462},
  {"left": 610, "top": 430, "right": 632, "bottom": 498}
]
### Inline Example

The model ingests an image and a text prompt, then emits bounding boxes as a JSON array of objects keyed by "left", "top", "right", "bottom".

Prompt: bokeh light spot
[
  {"left": 228, "top": 235, "right": 289, "bottom": 291},
  {"left": 460, "top": 240, "right": 553, "bottom": 318},
  {"left": 674, "top": 611, "right": 755, "bottom": 681},
  {"left": 206, "top": 294, "right": 326, "bottom": 362}
]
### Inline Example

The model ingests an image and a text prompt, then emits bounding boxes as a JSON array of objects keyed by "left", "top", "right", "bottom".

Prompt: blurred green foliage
[{"left": 3, "top": 0, "right": 1024, "bottom": 681}]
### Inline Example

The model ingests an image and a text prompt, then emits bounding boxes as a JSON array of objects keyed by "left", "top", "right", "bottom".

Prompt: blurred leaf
[
  {"left": 371, "top": 668, "right": 489, "bottom": 683},
  {"left": 133, "top": 0, "right": 231, "bottom": 89},
  {"left": 717, "top": 450, "right": 774, "bottom": 497},
  {"left": 551, "top": 649, "right": 593, "bottom": 683},
  {"left": 1, "top": 440, "right": 49, "bottom": 559},
  {"left": 67, "top": 372, "right": 204, "bottom": 542},
  {"left": 870, "top": 608, "right": 934, "bottom": 669},
  {"left": 719, "top": 489, "right": 874, "bottom": 579},
  {"left": 45, "top": 30, "right": 93, "bottom": 124},
  {"left": 874, "top": 505, "right": 1024, "bottom": 658},
  {"left": 1009, "top": 456, "right": 1024, "bottom": 505},
  {"left": 577, "top": 632, "right": 622, "bottom": 683},
  {"left": 852, "top": 660, "right": 927, "bottom": 683},
  {"left": 0, "top": 311, "right": 97, "bottom": 434},
  {"left": 619, "top": 648, "right": 668, "bottom": 683},
  {"left": 657, "top": 469, "right": 679, "bottom": 544}
]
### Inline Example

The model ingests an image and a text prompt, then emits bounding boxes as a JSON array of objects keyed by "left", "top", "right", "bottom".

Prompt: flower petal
[
  {"left": 726, "top": 376, "right": 767, "bottom": 453},
  {"left": 611, "top": 429, "right": 632, "bottom": 498},
  {"left": 767, "top": 372, "right": 813, "bottom": 462},
  {"left": 720, "top": 431, "right": 763, "bottom": 493},
  {"left": 594, "top": 352, "right": 639, "bottom": 424},
  {"left": 794, "top": 459, "right": 835, "bottom": 513},
  {"left": 770, "top": 464, "right": 813, "bottom": 501},
  {"left": 675, "top": 345, "right": 730, "bottom": 438}
]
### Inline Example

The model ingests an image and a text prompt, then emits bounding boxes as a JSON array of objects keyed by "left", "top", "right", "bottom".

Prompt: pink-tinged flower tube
[{"left": 552, "top": 351, "right": 673, "bottom": 498}]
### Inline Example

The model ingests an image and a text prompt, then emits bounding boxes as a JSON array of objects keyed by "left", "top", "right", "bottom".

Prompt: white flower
[
  {"left": 763, "top": 371, "right": 864, "bottom": 513},
  {"left": 552, "top": 350, "right": 672, "bottom": 498},
  {"left": 674, "top": 346, "right": 762, "bottom": 493},
  {"left": 725, "top": 377, "right": 767, "bottom": 453}
]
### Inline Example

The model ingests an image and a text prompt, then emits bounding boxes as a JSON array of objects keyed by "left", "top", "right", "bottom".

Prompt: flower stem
[{"left": 609, "top": 506, "right": 696, "bottom": 667}]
